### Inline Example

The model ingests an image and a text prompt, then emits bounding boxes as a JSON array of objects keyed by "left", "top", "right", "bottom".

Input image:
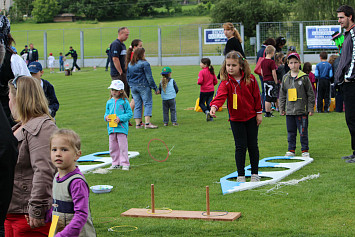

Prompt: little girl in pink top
[{"left": 197, "top": 58, "right": 218, "bottom": 121}]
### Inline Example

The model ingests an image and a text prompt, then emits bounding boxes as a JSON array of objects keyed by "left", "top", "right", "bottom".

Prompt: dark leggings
[
  {"left": 199, "top": 91, "right": 214, "bottom": 113},
  {"left": 230, "top": 117, "right": 259, "bottom": 176}
]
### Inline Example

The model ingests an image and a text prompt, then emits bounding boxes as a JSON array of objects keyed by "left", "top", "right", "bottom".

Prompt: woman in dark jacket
[{"left": 223, "top": 22, "right": 245, "bottom": 57}]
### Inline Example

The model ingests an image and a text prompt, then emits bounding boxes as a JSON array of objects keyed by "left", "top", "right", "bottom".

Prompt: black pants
[
  {"left": 105, "top": 56, "right": 110, "bottom": 70},
  {"left": 230, "top": 117, "right": 259, "bottom": 176},
  {"left": 199, "top": 91, "right": 214, "bottom": 113},
  {"left": 71, "top": 57, "right": 81, "bottom": 71},
  {"left": 342, "top": 82, "right": 355, "bottom": 154},
  {"left": 317, "top": 79, "right": 331, "bottom": 112}
]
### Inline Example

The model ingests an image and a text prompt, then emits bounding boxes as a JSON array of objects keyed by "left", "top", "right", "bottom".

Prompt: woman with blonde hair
[
  {"left": 5, "top": 76, "right": 57, "bottom": 236},
  {"left": 222, "top": 22, "right": 245, "bottom": 58}
]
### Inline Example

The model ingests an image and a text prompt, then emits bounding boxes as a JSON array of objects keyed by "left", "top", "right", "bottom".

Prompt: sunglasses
[{"left": 12, "top": 75, "right": 25, "bottom": 89}]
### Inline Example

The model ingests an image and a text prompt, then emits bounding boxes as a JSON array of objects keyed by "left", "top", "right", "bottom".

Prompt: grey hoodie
[{"left": 279, "top": 70, "right": 315, "bottom": 115}]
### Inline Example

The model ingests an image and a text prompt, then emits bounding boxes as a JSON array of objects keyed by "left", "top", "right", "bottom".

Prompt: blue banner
[
  {"left": 306, "top": 25, "right": 341, "bottom": 49},
  {"left": 204, "top": 28, "right": 228, "bottom": 45}
]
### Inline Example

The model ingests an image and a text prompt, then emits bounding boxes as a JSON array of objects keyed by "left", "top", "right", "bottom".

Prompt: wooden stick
[
  {"left": 151, "top": 184, "right": 155, "bottom": 213},
  {"left": 206, "top": 186, "right": 210, "bottom": 216}
]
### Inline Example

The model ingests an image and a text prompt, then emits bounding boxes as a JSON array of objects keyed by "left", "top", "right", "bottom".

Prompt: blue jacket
[
  {"left": 127, "top": 60, "right": 157, "bottom": 91},
  {"left": 159, "top": 78, "right": 179, "bottom": 100},
  {"left": 104, "top": 98, "right": 132, "bottom": 135},
  {"left": 315, "top": 61, "right": 333, "bottom": 80}
]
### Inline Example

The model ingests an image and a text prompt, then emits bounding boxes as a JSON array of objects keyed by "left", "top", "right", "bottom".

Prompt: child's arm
[
  {"left": 55, "top": 179, "right": 90, "bottom": 237},
  {"left": 117, "top": 100, "right": 133, "bottom": 123},
  {"left": 104, "top": 101, "right": 111, "bottom": 121},
  {"left": 46, "top": 83, "right": 60, "bottom": 117},
  {"left": 279, "top": 76, "right": 287, "bottom": 115},
  {"left": 173, "top": 80, "right": 179, "bottom": 94},
  {"left": 213, "top": 74, "right": 218, "bottom": 85},
  {"left": 251, "top": 75, "right": 263, "bottom": 125},
  {"left": 197, "top": 70, "right": 204, "bottom": 85},
  {"left": 272, "top": 69, "right": 278, "bottom": 84},
  {"left": 304, "top": 77, "right": 315, "bottom": 116},
  {"left": 210, "top": 81, "right": 229, "bottom": 116}
]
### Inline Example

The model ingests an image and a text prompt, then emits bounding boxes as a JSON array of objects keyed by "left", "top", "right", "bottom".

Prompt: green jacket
[{"left": 279, "top": 70, "right": 315, "bottom": 115}]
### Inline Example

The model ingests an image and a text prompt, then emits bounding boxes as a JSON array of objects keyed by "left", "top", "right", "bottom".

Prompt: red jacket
[
  {"left": 210, "top": 73, "right": 262, "bottom": 122},
  {"left": 197, "top": 67, "right": 218, "bottom": 92}
]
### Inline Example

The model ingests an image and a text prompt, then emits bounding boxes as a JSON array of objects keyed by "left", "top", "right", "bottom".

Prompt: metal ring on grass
[
  {"left": 147, "top": 138, "right": 169, "bottom": 162},
  {"left": 108, "top": 225, "right": 138, "bottom": 232},
  {"left": 201, "top": 210, "right": 229, "bottom": 217},
  {"left": 146, "top": 208, "right": 173, "bottom": 215}
]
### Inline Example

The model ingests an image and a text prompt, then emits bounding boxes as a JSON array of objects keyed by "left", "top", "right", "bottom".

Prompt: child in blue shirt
[
  {"left": 104, "top": 80, "right": 133, "bottom": 170},
  {"left": 59, "top": 52, "right": 64, "bottom": 71},
  {"left": 315, "top": 51, "right": 333, "bottom": 112},
  {"left": 158, "top": 67, "right": 179, "bottom": 126}
]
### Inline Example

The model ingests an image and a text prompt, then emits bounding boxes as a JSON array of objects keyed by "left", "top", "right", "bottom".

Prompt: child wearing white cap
[{"left": 104, "top": 80, "right": 133, "bottom": 170}]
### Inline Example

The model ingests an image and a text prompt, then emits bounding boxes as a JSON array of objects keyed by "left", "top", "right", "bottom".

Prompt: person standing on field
[{"left": 110, "top": 27, "right": 130, "bottom": 97}]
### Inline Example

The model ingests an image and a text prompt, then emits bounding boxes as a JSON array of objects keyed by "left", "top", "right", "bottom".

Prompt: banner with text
[
  {"left": 204, "top": 28, "right": 227, "bottom": 44},
  {"left": 306, "top": 25, "right": 341, "bottom": 49}
]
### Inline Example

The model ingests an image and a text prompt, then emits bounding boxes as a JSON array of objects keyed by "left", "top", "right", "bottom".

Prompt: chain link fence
[
  {"left": 257, "top": 20, "right": 339, "bottom": 55},
  {"left": 11, "top": 23, "right": 242, "bottom": 60}
]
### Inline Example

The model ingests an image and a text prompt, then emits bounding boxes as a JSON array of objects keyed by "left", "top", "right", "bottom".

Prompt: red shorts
[{"left": 5, "top": 214, "right": 51, "bottom": 237}]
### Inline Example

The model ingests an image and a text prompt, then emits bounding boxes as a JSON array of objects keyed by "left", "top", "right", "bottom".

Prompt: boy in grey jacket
[{"left": 279, "top": 53, "right": 315, "bottom": 157}]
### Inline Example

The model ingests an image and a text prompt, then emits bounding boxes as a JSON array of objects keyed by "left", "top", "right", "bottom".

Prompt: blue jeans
[
  {"left": 59, "top": 61, "right": 64, "bottom": 71},
  {"left": 286, "top": 115, "right": 309, "bottom": 152},
  {"left": 130, "top": 85, "right": 153, "bottom": 118}
]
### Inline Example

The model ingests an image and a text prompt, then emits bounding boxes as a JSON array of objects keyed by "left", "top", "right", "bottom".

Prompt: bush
[{"left": 32, "top": 0, "right": 60, "bottom": 23}]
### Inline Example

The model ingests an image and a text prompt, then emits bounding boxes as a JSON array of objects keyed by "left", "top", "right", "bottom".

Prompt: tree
[
  {"left": 12, "top": 0, "right": 34, "bottom": 17},
  {"left": 32, "top": 0, "right": 60, "bottom": 23},
  {"left": 211, "top": 0, "right": 291, "bottom": 37}
]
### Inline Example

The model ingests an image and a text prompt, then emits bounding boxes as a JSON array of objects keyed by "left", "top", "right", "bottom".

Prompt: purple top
[{"left": 53, "top": 167, "right": 90, "bottom": 237}]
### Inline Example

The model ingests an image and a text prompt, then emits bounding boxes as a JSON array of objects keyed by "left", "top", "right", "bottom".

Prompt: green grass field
[
  {"left": 41, "top": 63, "right": 355, "bottom": 236},
  {"left": 10, "top": 16, "right": 221, "bottom": 58}
]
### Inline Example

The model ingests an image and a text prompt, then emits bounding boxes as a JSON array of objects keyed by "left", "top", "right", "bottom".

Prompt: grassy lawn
[
  {"left": 42, "top": 63, "right": 355, "bottom": 236},
  {"left": 10, "top": 16, "right": 217, "bottom": 58}
]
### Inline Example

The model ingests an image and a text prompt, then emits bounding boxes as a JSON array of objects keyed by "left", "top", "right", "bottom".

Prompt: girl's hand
[
  {"left": 210, "top": 107, "right": 217, "bottom": 117},
  {"left": 280, "top": 111, "right": 286, "bottom": 116},
  {"left": 114, "top": 117, "right": 120, "bottom": 123},
  {"left": 105, "top": 116, "right": 111, "bottom": 122},
  {"left": 256, "top": 113, "right": 262, "bottom": 126},
  {"left": 309, "top": 111, "right": 313, "bottom": 116}
]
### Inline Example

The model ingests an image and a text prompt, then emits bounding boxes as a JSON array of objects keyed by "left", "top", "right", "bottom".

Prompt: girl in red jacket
[
  {"left": 197, "top": 58, "right": 218, "bottom": 121},
  {"left": 210, "top": 51, "right": 263, "bottom": 182}
]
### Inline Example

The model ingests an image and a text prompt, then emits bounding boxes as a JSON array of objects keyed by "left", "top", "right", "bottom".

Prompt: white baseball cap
[{"left": 108, "top": 80, "right": 124, "bottom": 90}]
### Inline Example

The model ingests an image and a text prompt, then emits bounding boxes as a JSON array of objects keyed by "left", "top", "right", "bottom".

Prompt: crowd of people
[{"left": 1, "top": 4, "right": 355, "bottom": 237}]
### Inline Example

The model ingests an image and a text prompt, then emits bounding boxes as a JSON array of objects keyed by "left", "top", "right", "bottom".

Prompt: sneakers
[
  {"left": 264, "top": 113, "right": 275, "bottom": 117},
  {"left": 108, "top": 165, "right": 120, "bottom": 170},
  {"left": 302, "top": 152, "right": 310, "bottom": 157},
  {"left": 342, "top": 154, "right": 355, "bottom": 160},
  {"left": 172, "top": 123, "right": 179, "bottom": 126},
  {"left": 251, "top": 174, "right": 260, "bottom": 182},
  {"left": 145, "top": 123, "right": 158, "bottom": 129},
  {"left": 285, "top": 151, "right": 295, "bottom": 156},
  {"left": 136, "top": 124, "right": 143, "bottom": 129},
  {"left": 206, "top": 111, "right": 212, "bottom": 121},
  {"left": 164, "top": 123, "right": 168, "bottom": 126},
  {"left": 122, "top": 166, "right": 130, "bottom": 171},
  {"left": 236, "top": 176, "right": 246, "bottom": 182}
]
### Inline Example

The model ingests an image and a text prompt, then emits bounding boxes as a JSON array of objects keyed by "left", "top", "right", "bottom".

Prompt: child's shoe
[
  {"left": 251, "top": 174, "right": 261, "bottom": 182},
  {"left": 206, "top": 111, "right": 212, "bottom": 121},
  {"left": 164, "top": 123, "right": 168, "bottom": 126},
  {"left": 122, "top": 166, "right": 130, "bottom": 171},
  {"left": 285, "top": 151, "right": 295, "bottom": 156},
  {"left": 108, "top": 165, "right": 120, "bottom": 170},
  {"left": 136, "top": 124, "right": 143, "bottom": 129},
  {"left": 236, "top": 176, "right": 246, "bottom": 182},
  {"left": 172, "top": 123, "right": 179, "bottom": 126},
  {"left": 302, "top": 151, "right": 310, "bottom": 157},
  {"left": 145, "top": 123, "right": 158, "bottom": 129}
]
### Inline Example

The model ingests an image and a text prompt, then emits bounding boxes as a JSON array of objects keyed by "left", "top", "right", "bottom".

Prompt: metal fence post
[
  {"left": 198, "top": 26, "right": 202, "bottom": 63},
  {"left": 256, "top": 24, "right": 260, "bottom": 52},
  {"left": 240, "top": 24, "right": 245, "bottom": 51},
  {"left": 299, "top": 22, "right": 304, "bottom": 63},
  {"left": 158, "top": 27, "right": 162, "bottom": 66},
  {"left": 80, "top": 31, "right": 84, "bottom": 68},
  {"left": 43, "top": 31, "right": 47, "bottom": 68}
]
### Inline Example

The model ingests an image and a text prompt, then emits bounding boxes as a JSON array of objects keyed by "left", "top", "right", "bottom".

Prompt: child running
[
  {"left": 158, "top": 67, "right": 179, "bottom": 126},
  {"left": 104, "top": 80, "right": 133, "bottom": 170},
  {"left": 279, "top": 53, "right": 315, "bottom": 157},
  {"left": 197, "top": 58, "right": 218, "bottom": 121},
  {"left": 50, "top": 129, "right": 96, "bottom": 237},
  {"left": 210, "top": 51, "right": 262, "bottom": 182}
]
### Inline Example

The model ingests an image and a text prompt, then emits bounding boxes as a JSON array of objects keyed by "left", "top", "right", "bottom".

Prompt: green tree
[
  {"left": 32, "top": 0, "right": 60, "bottom": 23},
  {"left": 211, "top": 0, "right": 291, "bottom": 37},
  {"left": 12, "top": 0, "right": 34, "bottom": 17},
  {"left": 295, "top": 0, "right": 355, "bottom": 21}
]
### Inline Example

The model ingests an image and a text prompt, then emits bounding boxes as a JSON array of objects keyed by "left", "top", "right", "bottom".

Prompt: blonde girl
[
  {"left": 222, "top": 22, "right": 245, "bottom": 57},
  {"left": 50, "top": 129, "right": 96, "bottom": 237},
  {"left": 210, "top": 51, "right": 262, "bottom": 183},
  {"left": 104, "top": 80, "right": 133, "bottom": 170}
]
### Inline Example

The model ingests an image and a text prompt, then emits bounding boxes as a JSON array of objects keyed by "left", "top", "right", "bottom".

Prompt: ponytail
[{"left": 201, "top": 57, "right": 215, "bottom": 75}]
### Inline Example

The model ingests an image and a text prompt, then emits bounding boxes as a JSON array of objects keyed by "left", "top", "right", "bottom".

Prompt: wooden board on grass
[{"left": 121, "top": 208, "right": 241, "bottom": 221}]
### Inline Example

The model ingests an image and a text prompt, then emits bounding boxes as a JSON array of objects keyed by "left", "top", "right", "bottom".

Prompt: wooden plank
[{"left": 121, "top": 208, "right": 241, "bottom": 221}]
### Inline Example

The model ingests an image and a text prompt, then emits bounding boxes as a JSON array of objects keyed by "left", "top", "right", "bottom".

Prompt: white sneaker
[
  {"left": 108, "top": 165, "right": 120, "bottom": 170},
  {"left": 236, "top": 176, "right": 246, "bottom": 182},
  {"left": 122, "top": 166, "right": 130, "bottom": 171},
  {"left": 251, "top": 174, "right": 260, "bottom": 182},
  {"left": 285, "top": 151, "right": 295, "bottom": 156},
  {"left": 302, "top": 152, "right": 310, "bottom": 157}
]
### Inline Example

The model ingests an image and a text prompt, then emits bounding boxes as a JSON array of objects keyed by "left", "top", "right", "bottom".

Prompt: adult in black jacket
[
  {"left": 65, "top": 46, "right": 81, "bottom": 71},
  {"left": 223, "top": 22, "right": 245, "bottom": 57},
  {"left": 27, "top": 43, "right": 38, "bottom": 64}
]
